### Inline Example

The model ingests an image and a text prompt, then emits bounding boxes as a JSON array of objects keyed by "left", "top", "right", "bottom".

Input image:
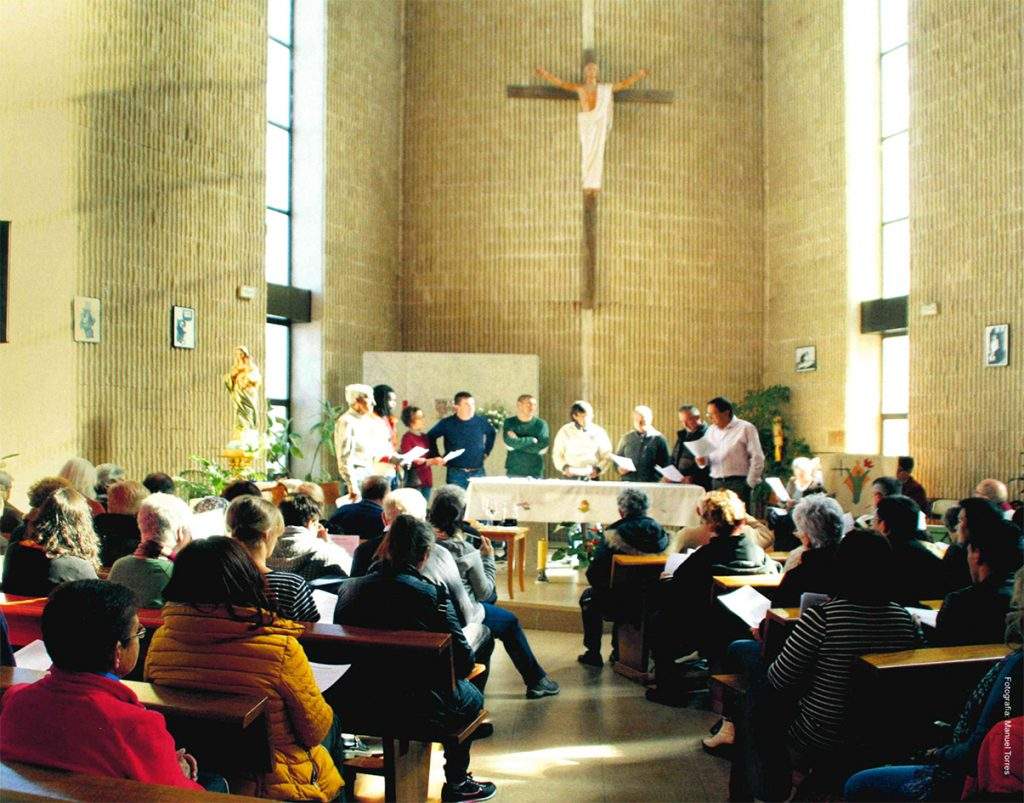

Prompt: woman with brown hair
[
  {"left": 227, "top": 495, "right": 319, "bottom": 623},
  {"left": 1, "top": 487, "right": 99, "bottom": 595},
  {"left": 145, "top": 537, "right": 343, "bottom": 800}
]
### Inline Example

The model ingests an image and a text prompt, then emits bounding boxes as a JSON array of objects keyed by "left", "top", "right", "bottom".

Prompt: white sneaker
[{"left": 701, "top": 719, "right": 735, "bottom": 750}]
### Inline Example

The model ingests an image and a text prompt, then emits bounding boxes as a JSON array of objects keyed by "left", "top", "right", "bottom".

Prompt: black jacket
[
  {"left": 773, "top": 543, "right": 840, "bottom": 608},
  {"left": 669, "top": 425, "right": 712, "bottom": 489},
  {"left": 327, "top": 499, "right": 385, "bottom": 539},
  {"left": 333, "top": 565, "right": 475, "bottom": 679},
  {"left": 586, "top": 514, "right": 668, "bottom": 590},
  {"left": 942, "top": 542, "right": 972, "bottom": 594},
  {"left": 889, "top": 532, "right": 948, "bottom": 603},
  {"left": 933, "top": 573, "right": 1015, "bottom": 647},
  {"left": 93, "top": 513, "right": 141, "bottom": 567}
]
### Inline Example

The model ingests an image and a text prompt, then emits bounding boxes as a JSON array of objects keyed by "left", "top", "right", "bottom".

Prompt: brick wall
[
  {"left": 322, "top": 0, "right": 404, "bottom": 406},
  {"left": 908, "top": 0, "right": 1024, "bottom": 497},
  {"left": 71, "top": 0, "right": 265, "bottom": 480},
  {"left": 401, "top": 0, "right": 764, "bottom": 451},
  {"left": 762, "top": 0, "right": 848, "bottom": 454}
]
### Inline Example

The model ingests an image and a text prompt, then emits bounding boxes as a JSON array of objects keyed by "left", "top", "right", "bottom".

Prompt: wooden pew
[
  {"left": 608, "top": 554, "right": 667, "bottom": 684},
  {"left": 712, "top": 575, "right": 783, "bottom": 594},
  {"left": 0, "top": 667, "right": 271, "bottom": 780},
  {"left": 0, "top": 597, "right": 490, "bottom": 802},
  {"left": 1, "top": 759, "right": 263, "bottom": 801},
  {"left": 853, "top": 643, "right": 1010, "bottom": 760}
]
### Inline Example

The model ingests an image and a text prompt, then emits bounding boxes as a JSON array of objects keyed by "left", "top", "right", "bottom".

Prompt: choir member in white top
[
  {"left": 696, "top": 396, "right": 765, "bottom": 505},
  {"left": 551, "top": 401, "right": 613, "bottom": 480}
]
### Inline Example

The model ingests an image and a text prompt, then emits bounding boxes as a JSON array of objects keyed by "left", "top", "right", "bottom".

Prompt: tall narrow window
[
  {"left": 265, "top": 0, "right": 294, "bottom": 474},
  {"left": 879, "top": 0, "right": 910, "bottom": 455},
  {"left": 266, "top": 0, "right": 293, "bottom": 286}
]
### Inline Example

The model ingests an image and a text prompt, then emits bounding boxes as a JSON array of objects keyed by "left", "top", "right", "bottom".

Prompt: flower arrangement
[
  {"left": 840, "top": 458, "right": 875, "bottom": 505},
  {"left": 480, "top": 402, "right": 511, "bottom": 432},
  {"left": 549, "top": 522, "right": 603, "bottom": 569}
]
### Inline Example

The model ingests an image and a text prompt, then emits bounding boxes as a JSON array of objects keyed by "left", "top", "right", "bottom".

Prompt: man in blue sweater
[{"left": 428, "top": 391, "right": 496, "bottom": 489}]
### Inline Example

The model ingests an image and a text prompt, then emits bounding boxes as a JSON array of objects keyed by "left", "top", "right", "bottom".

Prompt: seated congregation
[{"left": 0, "top": 452, "right": 1022, "bottom": 802}]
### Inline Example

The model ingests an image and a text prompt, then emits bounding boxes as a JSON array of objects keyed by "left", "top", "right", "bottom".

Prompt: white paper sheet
[
  {"left": 312, "top": 590, "right": 339, "bottom": 624},
  {"left": 609, "top": 454, "right": 636, "bottom": 472},
  {"left": 765, "top": 477, "right": 790, "bottom": 503},
  {"left": 397, "top": 445, "right": 428, "bottom": 466},
  {"left": 442, "top": 449, "right": 466, "bottom": 464},
  {"left": 12, "top": 640, "right": 52, "bottom": 672},
  {"left": 663, "top": 550, "right": 693, "bottom": 577},
  {"left": 717, "top": 585, "right": 773, "bottom": 628},
  {"left": 905, "top": 606, "right": 939, "bottom": 629},
  {"left": 682, "top": 436, "right": 714, "bottom": 459},
  {"left": 309, "top": 661, "right": 351, "bottom": 694},
  {"left": 843, "top": 512, "right": 857, "bottom": 533},
  {"left": 655, "top": 464, "right": 684, "bottom": 483}
]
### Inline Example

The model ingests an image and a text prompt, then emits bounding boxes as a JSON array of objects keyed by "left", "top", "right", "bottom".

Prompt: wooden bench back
[
  {"left": 852, "top": 643, "right": 1010, "bottom": 760},
  {"left": 1, "top": 759, "right": 263, "bottom": 801},
  {"left": 610, "top": 554, "right": 666, "bottom": 586},
  {"left": 0, "top": 667, "right": 272, "bottom": 777}
]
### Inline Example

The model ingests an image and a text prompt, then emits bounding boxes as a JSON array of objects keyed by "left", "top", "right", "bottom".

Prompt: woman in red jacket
[{"left": 0, "top": 580, "right": 210, "bottom": 791}]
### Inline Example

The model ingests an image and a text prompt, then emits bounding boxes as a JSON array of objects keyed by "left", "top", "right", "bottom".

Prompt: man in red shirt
[
  {"left": 897, "top": 456, "right": 932, "bottom": 516},
  {"left": 0, "top": 580, "right": 207, "bottom": 791}
]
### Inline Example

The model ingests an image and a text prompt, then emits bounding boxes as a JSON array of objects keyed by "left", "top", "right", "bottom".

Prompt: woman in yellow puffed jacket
[{"left": 145, "top": 537, "right": 343, "bottom": 801}]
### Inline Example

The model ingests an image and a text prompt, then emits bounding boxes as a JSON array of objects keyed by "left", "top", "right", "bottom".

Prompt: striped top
[
  {"left": 767, "top": 598, "right": 921, "bottom": 755},
  {"left": 266, "top": 570, "right": 320, "bottom": 623}
]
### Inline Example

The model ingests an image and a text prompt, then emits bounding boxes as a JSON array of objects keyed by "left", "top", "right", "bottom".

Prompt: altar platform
[{"left": 493, "top": 560, "right": 592, "bottom": 634}]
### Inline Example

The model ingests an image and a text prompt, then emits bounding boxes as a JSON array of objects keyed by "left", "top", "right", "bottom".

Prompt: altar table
[{"left": 465, "top": 477, "right": 703, "bottom": 528}]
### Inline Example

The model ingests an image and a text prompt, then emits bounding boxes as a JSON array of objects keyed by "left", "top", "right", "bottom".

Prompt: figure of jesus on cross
[
  {"left": 507, "top": 57, "right": 672, "bottom": 309},
  {"left": 534, "top": 61, "right": 650, "bottom": 195}
]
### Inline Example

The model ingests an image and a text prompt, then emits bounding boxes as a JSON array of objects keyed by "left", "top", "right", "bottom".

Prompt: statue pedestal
[{"left": 221, "top": 448, "right": 254, "bottom": 473}]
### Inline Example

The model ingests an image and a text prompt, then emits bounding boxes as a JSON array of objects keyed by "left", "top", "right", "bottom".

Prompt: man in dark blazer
[{"left": 327, "top": 474, "right": 388, "bottom": 538}]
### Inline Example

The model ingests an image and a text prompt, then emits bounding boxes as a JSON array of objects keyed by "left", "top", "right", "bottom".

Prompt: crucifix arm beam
[
  {"left": 611, "top": 68, "right": 650, "bottom": 92},
  {"left": 505, "top": 85, "right": 674, "bottom": 104},
  {"left": 534, "top": 66, "right": 577, "bottom": 92}
]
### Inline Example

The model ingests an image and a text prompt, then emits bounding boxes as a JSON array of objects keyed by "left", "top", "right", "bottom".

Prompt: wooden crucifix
[{"left": 507, "top": 50, "right": 673, "bottom": 309}]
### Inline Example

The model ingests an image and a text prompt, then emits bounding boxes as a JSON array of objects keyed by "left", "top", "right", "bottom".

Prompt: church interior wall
[
  {"left": 761, "top": 0, "right": 848, "bottom": 456},
  {"left": 907, "top": 0, "right": 1023, "bottom": 498},
  {"left": 401, "top": 0, "right": 765, "bottom": 449},
  {"left": 0, "top": 0, "right": 81, "bottom": 505},
  {"left": 1, "top": 0, "right": 1020, "bottom": 505},
  {"left": 71, "top": 0, "right": 267, "bottom": 482},
  {"left": 322, "top": 0, "right": 404, "bottom": 407}
]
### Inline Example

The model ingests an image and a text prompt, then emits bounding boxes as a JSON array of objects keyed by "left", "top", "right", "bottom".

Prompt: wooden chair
[
  {"left": 0, "top": 760, "right": 263, "bottom": 801},
  {"left": 608, "top": 554, "right": 667, "bottom": 684}
]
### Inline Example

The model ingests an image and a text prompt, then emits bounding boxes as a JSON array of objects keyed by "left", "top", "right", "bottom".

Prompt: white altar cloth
[{"left": 466, "top": 476, "right": 703, "bottom": 527}]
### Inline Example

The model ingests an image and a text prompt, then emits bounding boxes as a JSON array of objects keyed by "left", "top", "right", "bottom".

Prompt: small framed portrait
[
  {"left": 73, "top": 296, "right": 101, "bottom": 343},
  {"left": 984, "top": 324, "right": 1008, "bottom": 367},
  {"left": 172, "top": 305, "right": 196, "bottom": 349},
  {"left": 794, "top": 345, "right": 817, "bottom": 373}
]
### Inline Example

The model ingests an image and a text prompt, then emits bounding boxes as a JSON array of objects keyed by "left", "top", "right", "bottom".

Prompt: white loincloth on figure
[{"left": 577, "top": 83, "right": 614, "bottom": 190}]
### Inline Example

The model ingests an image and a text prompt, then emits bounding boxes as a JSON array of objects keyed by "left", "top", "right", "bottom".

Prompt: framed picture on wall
[
  {"left": 73, "top": 296, "right": 101, "bottom": 343},
  {"left": 172, "top": 305, "right": 196, "bottom": 349},
  {"left": 795, "top": 345, "right": 817, "bottom": 372},
  {"left": 984, "top": 324, "right": 1008, "bottom": 367}
]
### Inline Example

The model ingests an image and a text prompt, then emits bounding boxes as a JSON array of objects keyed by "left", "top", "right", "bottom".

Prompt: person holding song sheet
[
  {"left": 613, "top": 405, "right": 669, "bottom": 483},
  {"left": 551, "top": 400, "right": 613, "bottom": 479},
  {"left": 427, "top": 391, "right": 496, "bottom": 490},
  {"left": 667, "top": 404, "right": 712, "bottom": 489},
  {"left": 694, "top": 396, "right": 764, "bottom": 506}
]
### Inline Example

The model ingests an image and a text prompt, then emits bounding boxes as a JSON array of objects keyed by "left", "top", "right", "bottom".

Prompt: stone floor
[{"left": 351, "top": 628, "right": 731, "bottom": 802}]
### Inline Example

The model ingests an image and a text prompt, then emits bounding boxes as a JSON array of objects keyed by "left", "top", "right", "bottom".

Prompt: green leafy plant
[
  {"left": 549, "top": 522, "right": 603, "bottom": 570},
  {"left": 734, "top": 385, "right": 812, "bottom": 514},
  {"left": 174, "top": 456, "right": 262, "bottom": 500},
  {"left": 265, "top": 403, "right": 304, "bottom": 479},
  {"left": 304, "top": 400, "right": 344, "bottom": 482}
]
